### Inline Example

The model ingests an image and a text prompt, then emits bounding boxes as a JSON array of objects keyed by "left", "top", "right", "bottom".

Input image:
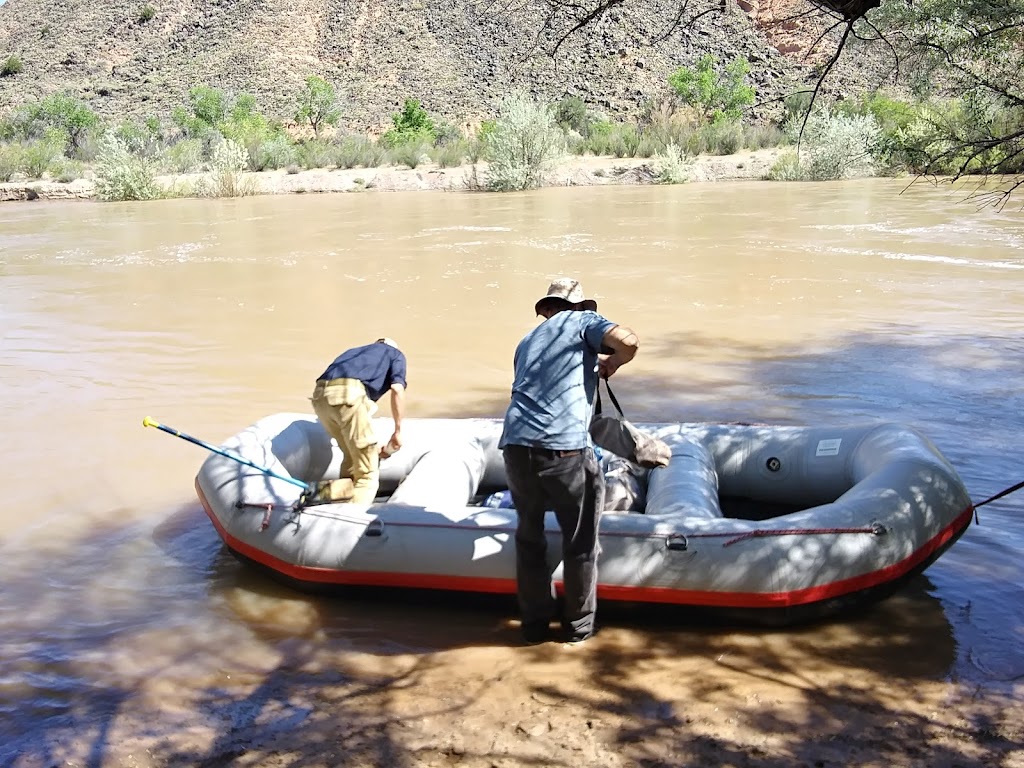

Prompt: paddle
[{"left": 142, "top": 416, "right": 311, "bottom": 492}]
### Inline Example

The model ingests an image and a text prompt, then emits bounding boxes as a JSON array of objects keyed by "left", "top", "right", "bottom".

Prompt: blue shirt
[
  {"left": 499, "top": 310, "right": 616, "bottom": 450},
  {"left": 318, "top": 343, "right": 408, "bottom": 402}
]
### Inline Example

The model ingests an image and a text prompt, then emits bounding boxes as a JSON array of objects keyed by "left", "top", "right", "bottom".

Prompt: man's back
[
  {"left": 318, "top": 343, "right": 407, "bottom": 402},
  {"left": 499, "top": 310, "right": 614, "bottom": 450}
]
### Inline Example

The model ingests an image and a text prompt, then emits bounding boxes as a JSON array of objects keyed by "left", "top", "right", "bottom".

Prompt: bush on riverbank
[
  {"left": 2, "top": 64, "right": 1017, "bottom": 198},
  {"left": 768, "top": 108, "right": 881, "bottom": 181},
  {"left": 484, "top": 92, "right": 565, "bottom": 191}
]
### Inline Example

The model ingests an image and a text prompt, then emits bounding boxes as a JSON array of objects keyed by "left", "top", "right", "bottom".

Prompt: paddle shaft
[{"left": 143, "top": 417, "right": 310, "bottom": 491}]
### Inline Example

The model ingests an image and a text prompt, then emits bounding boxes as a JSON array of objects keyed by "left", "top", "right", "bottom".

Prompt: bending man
[{"left": 311, "top": 338, "right": 406, "bottom": 504}]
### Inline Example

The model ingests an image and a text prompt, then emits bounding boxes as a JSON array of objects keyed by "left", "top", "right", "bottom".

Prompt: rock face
[{"left": 0, "top": 0, "right": 877, "bottom": 130}]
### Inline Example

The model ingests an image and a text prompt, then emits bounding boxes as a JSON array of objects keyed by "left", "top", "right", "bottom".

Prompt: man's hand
[
  {"left": 599, "top": 325, "right": 639, "bottom": 378},
  {"left": 380, "top": 432, "right": 402, "bottom": 459},
  {"left": 381, "top": 382, "right": 405, "bottom": 458},
  {"left": 598, "top": 354, "right": 622, "bottom": 379}
]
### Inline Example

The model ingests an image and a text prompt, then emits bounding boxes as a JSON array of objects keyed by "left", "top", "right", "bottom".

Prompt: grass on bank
[{"left": 2, "top": 71, "right": 1019, "bottom": 200}]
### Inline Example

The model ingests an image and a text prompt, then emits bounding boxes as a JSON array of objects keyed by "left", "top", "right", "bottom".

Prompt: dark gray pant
[{"left": 502, "top": 445, "right": 605, "bottom": 636}]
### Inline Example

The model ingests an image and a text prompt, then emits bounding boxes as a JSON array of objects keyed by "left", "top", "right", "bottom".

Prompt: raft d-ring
[
  {"left": 871, "top": 522, "right": 888, "bottom": 536},
  {"left": 665, "top": 533, "right": 688, "bottom": 551},
  {"left": 365, "top": 519, "right": 385, "bottom": 537}
]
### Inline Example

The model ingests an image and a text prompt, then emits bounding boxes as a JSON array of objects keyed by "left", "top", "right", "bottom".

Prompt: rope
[
  {"left": 233, "top": 502, "right": 885, "bottom": 548},
  {"left": 972, "top": 479, "right": 1024, "bottom": 510}
]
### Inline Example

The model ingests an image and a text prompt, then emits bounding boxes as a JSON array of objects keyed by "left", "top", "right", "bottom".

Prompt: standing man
[
  {"left": 499, "top": 278, "right": 639, "bottom": 644},
  {"left": 311, "top": 338, "right": 406, "bottom": 504}
]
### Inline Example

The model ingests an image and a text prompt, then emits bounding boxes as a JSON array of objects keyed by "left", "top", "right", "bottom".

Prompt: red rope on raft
[
  {"left": 235, "top": 499, "right": 884, "bottom": 547},
  {"left": 714, "top": 527, "right": 882, "bottom": 547}
]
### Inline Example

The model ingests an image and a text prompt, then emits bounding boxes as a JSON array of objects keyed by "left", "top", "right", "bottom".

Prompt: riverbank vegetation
[{"left": 2, "top": 24, "right": 1022, "bottom": 203}]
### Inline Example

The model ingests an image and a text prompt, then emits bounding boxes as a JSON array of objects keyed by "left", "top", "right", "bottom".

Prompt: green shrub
[
  {"left": 606, "top": 124, "right": 641, "bottom": 158},
  {"left": 635, "top": 135, "right": 659, "bottom": 158},
  {"left": 669, "top": 55, "right": 756, "bottom": 125},
  {"left": 702, "top": 120, "right": 744, "bottom": 155},
  {"left": 219, "top": 93, "right": 280, "bottom": 169},
  {"left": 432, "top": 121, "right": 463, "bottom": 147},
  {"left": 484, "top": 92, "right": 565, "bottom": 192},
  {"left": 579, "top": 120, "right": 615, "bottom": 155},
  {"left": 21, "top": 131, "right": 65, "bottom": 178},
  {"left": 431, "top": 139, "right": 468, "bottom": 168},
  {"left": 19, "top": 93, "right": 100, "bottom": 155},
  {"left": 642, "top": 105, "right": 701, "bottom": 154},
  {"left": 172, "top": 85, "right": 228, "bottom": 146},
  {"left": 381, "top": 98, "right": 436, "bottom": 148},
  {"left": 332, "top": 134, "right": 377, "bottom": 168},
  {"left": 655, "top": 141, "right": 690, "bottom": 184},
  {"left": 743, "top": 123, "right": 787, "bottom": 151},
  {"left": 389, "top": 139, "right": 430, "bottom": 169},
  {"left": 94, "top": 132, "right": 163, "bottom": 201},
  {"left": 198, "top": 137, "right": 255, "bottom": 197},
  {"left": 554, "top": 96, "right": 592, "bottom": 136},
  {"left": 0, "top": 143, "right": 23, "bottom": 181},
  {"left": 766, "top": 150, "right": 803, "bottom": 181},
  {"left": 1, "top": 55, "right": 23, "bottom": 77},
  {"left": 361, "top": 141, "right": 388, "bottom": 168},
  {"left": 253, "top": 134, "right": 296, "bottom": 171},
  {"left": 467, "top": 121, "right": 496, "bottom": 163},
  {"left": 53, "top": 159, "right": 84, "bottom": 183},
  {"left": 138, "top": 4, "right": 156, "bottom": 23},
  {"left": 296, "top": 139, "right": 334, "bottom": 169},
  {"left": 771, "top": 108, "right": 881, "bottom": 180},
  {"left": 160, "top": 138, "right": 204, "bottom": 173},
  {"left": 115, "top": 119, "right": 160, "bottom": 156}
]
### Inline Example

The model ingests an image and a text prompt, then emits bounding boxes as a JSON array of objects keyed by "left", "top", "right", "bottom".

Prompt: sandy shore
[{"left": 0, "top": 150, "right": 785, "bottom": 202}]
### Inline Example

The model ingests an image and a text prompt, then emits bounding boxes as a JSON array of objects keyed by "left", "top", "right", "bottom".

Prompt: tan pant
[{"left": 311, "top": 378, "right": 379, "bottom": 504}]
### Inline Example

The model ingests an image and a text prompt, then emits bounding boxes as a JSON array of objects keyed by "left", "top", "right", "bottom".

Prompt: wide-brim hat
[{"left": 534, "top": 277, "right": 598, "bottom": 314}]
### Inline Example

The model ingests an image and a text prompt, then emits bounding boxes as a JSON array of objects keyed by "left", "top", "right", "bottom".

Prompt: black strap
[
  {"left": 973, "top": 479, "right": 1024, "bottom": 509},
  {"left": 594, "top": 377, "right": 625, "bottom": 418}
]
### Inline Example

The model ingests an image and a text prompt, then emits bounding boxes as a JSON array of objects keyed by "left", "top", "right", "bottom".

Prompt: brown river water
[{"left": 1, "top": 180, "right": 1023, "bottom": 767}]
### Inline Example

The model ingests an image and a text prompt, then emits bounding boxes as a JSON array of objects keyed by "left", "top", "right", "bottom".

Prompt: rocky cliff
[{"left": 0, "top": 0, "right": 884, "bottom": 131}]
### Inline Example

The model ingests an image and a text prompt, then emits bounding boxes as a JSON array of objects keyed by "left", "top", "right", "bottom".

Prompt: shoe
[
  {"left": 304, "top": 481, "right": 332, "bottom": 505},
  {"left": 309, "top": 479, "right": 354, "bottom": 504},
  {"left": 521, "top": 620, "right": 551, "bottom": 645},
  {"left": 561, "top": 622, "right": 596, "bottom": 645}
]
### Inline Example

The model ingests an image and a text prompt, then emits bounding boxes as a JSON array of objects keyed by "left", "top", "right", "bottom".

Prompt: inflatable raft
[{"left": 195, "top": 413, "right": 974, "bottom": 623}]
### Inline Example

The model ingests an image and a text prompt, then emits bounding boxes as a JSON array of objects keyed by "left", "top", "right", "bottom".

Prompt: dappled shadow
[{"left": 4, "top": 326, "right": 1023, "bottom": 766}]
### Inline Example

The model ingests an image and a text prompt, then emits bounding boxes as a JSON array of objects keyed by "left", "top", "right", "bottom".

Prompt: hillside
[{"left": 0, "top": 0, "right": 884, "bottom": 132}]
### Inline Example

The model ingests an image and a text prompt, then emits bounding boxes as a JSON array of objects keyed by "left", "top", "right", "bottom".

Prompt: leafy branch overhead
[{"left": 521, "top": 0, "right": 1024, "bottom": 205}]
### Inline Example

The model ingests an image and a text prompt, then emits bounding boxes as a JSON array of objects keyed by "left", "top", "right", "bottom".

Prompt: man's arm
[
  {"left": 598, "top": 325, "right": 639, "bottom": 379},
  {"left": 384, "top": 382, "right": 406, "bottom": 454}
]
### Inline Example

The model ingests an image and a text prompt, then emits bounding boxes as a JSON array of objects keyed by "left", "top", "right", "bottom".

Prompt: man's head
[
  {"left": 534, "top": 277, "right": 598, "bottom": 316},
  {"left": 376, "top": 337, "right": 399, "bottom": 349}
]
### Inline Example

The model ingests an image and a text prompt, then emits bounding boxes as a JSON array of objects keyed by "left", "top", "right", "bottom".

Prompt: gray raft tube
[{"left": 233, "top": 415, "right": 973, "bottom": 529}]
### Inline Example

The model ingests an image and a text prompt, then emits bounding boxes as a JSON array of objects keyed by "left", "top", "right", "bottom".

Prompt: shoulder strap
[
  {"left": 603, "top": 378, "right": 625, "bottom": 417},
  {"left": 594, "top": 378, "right": 625, "bottom": 418}
]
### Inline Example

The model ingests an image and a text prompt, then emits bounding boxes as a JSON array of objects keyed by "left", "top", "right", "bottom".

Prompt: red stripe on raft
[{"left": 195, "top": 479, "right": 974, "bottom": 609}]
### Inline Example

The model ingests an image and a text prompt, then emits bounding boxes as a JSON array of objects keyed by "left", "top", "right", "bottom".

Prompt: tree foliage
[
  {"left": 668, "top": 55, "right": 755, "bottom": 124},
  {"left": 866, "top": 0, "right": 1024, "bottom": 204},
  {"left": 518, "top": 0, "right": 1024, "bottom": 204},
  {"left": 22, "top": 93, "right": 99, "bottom": 155},
  {"left": 294, "top": 75, "right": 342, "bottom": 138},
  {"left": 381, "top": 99, "right": 436, "bottom": 148}
]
